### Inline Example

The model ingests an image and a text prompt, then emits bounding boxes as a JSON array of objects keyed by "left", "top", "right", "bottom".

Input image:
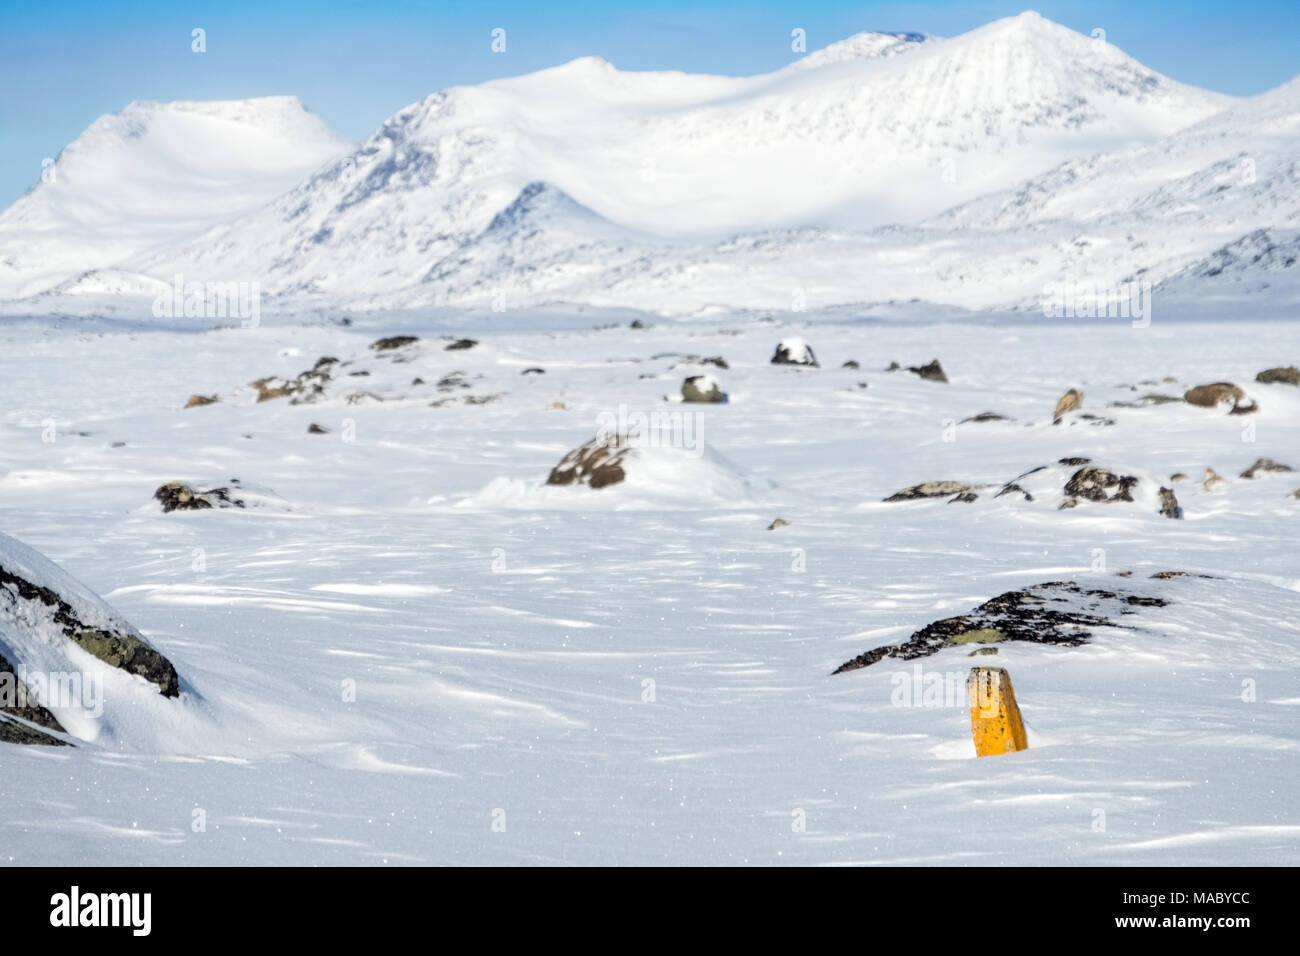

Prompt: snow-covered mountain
[
  {"left": 4, "top": 10, "right": 1296, "bottom": 316},
  {"left": 39, "top": 11, "right": 1233, "bottom": 307},
  {"left": 0, "top": 96, "right": 350, "bottom": 298}
]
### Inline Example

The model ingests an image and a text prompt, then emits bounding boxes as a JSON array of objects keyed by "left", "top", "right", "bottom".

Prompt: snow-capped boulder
[
  {"left": 771, "top": 338, "right": 818, "bottom": 367},
  {"left": 681, "top": 374, "right": 726, "bottom": 403},
  {"left": 1, "top": 530, "right": 181, "bottom": 745}
]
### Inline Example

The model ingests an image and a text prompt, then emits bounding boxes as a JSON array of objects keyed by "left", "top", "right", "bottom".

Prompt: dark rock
[
  {"left": 154, "top": 481, "right": 244, "bottom": 513},
  {"left": 681, "top": 375, "right": 726, "bottom": 403},
  {"left": 370, "top": 335, "right": 419, "bottom": 351},
  {"left": 832, "top": 580, "right": 1166, "bottom": 674},
  {"left": 841, "top": 360, "right": 860, "bottom": 369},
  {"left": 771, "top": 339, "right": 818, "bottom": 367},
  {"left": 445, "top": 338, "right": 478, "bottom": 351},
  {"left": 307, "top": 423, "right": 329, "bottom": 434},
  {"left": 1064, "top": 466, "right": 1138, "bottom": 503},
  {"left": 907, "top": 359, "right": 948, "bottom": 382},
  {"left": 885, "top": 481, "right": 980, "bottom": 502},
  {"left": 546, "top": 435, "right": 633, "bottom": 490},
  {"left": 1240, "top": 457, "right": 1293, "bottom": 479},
  {"left": 521, "top": 368, "right": 546, "bottom": 375},
  {"left": 767, "top": 518, "right": 789, "bottom": 530},
  {"left": 0, "top": 559, "right": 179, "bottom": 698},
  {"left": 961, "top": 411, "right": 1009, "bottom": 423}
]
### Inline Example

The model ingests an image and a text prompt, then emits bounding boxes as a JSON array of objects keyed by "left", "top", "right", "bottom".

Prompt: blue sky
[{"left": 2, "top": 0, "right": 1298, "bottom": 207}]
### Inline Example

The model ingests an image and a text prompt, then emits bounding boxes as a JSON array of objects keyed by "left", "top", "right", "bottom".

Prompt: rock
[
  {"left": 1078, "top": 413, "right": 1116, "bottom": 426},
  {"left": 1227, "top": 400, "right": 1259, "bottom": 415},
  {"left": 111, "top": 441, "right": 126, "bottom": 448},
  {"left": 949, "top": 490, "right": 979, "bottom": 503},
  {"left": 308, "top": 423, "right": 329, "bottom": 434},
  {"left": 1184, "top": 382, "right": 1244, "bottom": 408},
  {"left": 961, "top": 411, "right": 1009, "bottom": 423},
  {"left": 185, "top": 394, "right": 217, "bottom": 408},
  {"left": 0, "top": 531, "right": 181, "bottom": 701},
  {"left": 681, "top": 374, "right": 726, "bottom": 404},
  {"left": 1170, "top": 472, "right": 1188, "bottom": 481},
  {"left": 885, "top": 361, "right": 901, "bottom": 371},
  {"left": 1053, "top": 388, "right": 1083, "bottom": 423},
  {"left": 1203, "top": 468, "right": 1227, "bottom": 492},
  {"left": 630, "top": 319, "right": 648, "bottom": 329},
  {"left": 411, "top": 377, "right": 425, "bottom": 385},
  {"left": 771, "top": 338, "right": 818, "bottom": 367},
  {"left": 370, "top": 335, "right": 419, "bottom": 351},
  {"left": 1058, "top": 498, "right": 1079, "bottom": 510},
  {"left": 702, "top": 356, "right": 729, "bottom": 369},
  {"left": 841, "top": 360, "right": 860, "bottom": 369},
  {"left": 445, "top": 338, "right": 477, "bottom": 351},
  {"left": 1110, "top": 393, "right": 1182, "bottom": 408},
  {"left": 550, "top": 401, "right": 567, "bottom": 410},
  {"left": 1058, "top": 457, "right": 1092, "bottom": 466},
  {"left": 1064, "top": 466, "right": 1138, "bottom": 503},
  {"left": 521, "top": 368, "right": 546, "bottom": 375},
  {"left": 1158, "top": 487, "right": 1182, "bottom": 519},
  {"left": 1256, "top": 366, "right": 1299, "bottom": 386},
  {"left": 907, "top": 359, "right": 948, "bottom": 382},
  {"left": 247, "top": 356, "right": 338, "bottom": 405},
  {"left": 884, "top": 480, "right": 980, "bottom": 502},
  {"left": 1240, "top": 457, "right": 1293, "bottom": 479},
  {"left": 1292, "top": 489, "right": 1300, "bottom": 499},
  {"left": 154, "top": 481, "right": 245, "bottom": 513},
  {"left": 767, "top": 518, "right": 789, "bottom": 530},
  {"left": 832, "top": 580, "right": 1167, "bottom": 673},
  {"left": 546, "top": 435, "right": 633, "bottom": 489},
  {"left": 969, "top": 647, "right": 1000, "bottom": 657}
]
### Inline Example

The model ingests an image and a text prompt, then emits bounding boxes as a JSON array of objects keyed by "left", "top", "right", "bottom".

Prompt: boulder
[
  {"left": 1184, "top": 382, "right": 1244, "bottom": 408},
  {"left": 771, "top": 338, "right": 818, "bottom": 367},
  {"left": 1064, "top": 465, "right": 1138, "bottom": 503},
  {"left": 884, "top": 481, "right": 981, "bottom": 502},
  {"left": 370, "top": 335, "right": 419, "bottom": 351},
  {"left": 681, "top": 374, "right": 726, "bottom": 404},
  {"left": 154, "top": 481, "right": 243, "bottom": 513},
  {"left": 0, "top": 530, "right": 181, "bottom": 718},
  {"left": 1256, "top": 366, "right": 1299, "bottom": 386},
  {"left": 1240, "top": 457, "right": 1293, "bottom": 479},
  {"left": 546, "top": 435, "right": 633, "bottom": 489},
  {"left": 185, "top": 394, "right": 217, "bottom": 408},
  {"left": 1053, "top": 388, "right": 1083, "bottom": 422},
  {"left": 445, "top": 338, "right": 477, "bottom": 351},
  {"left": 907, "top": 359, "right": 948, "bottom": 383}
]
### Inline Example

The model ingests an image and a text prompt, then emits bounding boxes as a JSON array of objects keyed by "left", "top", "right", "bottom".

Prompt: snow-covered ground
[{"left": 2, "top": 308, "right": 1297, "bottom": 865}]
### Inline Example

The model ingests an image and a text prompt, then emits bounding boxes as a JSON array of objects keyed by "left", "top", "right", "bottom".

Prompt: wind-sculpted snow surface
[{"left": 1, "top": 311, "right": 1298, "bottom": 864}]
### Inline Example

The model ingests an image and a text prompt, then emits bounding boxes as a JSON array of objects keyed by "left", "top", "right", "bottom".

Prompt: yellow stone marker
[{"left": 967, "top": 667, "right": 1028, "bottom": 757}]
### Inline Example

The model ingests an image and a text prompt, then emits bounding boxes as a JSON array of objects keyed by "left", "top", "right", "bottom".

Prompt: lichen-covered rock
[
  {"left": 0, "top": 531, "right": 181, "bottom": 704},
  {"left": 771, "top": 338, "right": 818, "bottom": 367},
  {"left": 832, "top": 580, "right": 1168, "bottom": 674},
  {"left": 1256, "top": 366, "right": 1299, "bottom": 386},
  {"left": 681, "top": 374, "right": 726, "bottom": 403},
  {"left": 1240, "top": 458, "right": 1293, "bottom": 479}
]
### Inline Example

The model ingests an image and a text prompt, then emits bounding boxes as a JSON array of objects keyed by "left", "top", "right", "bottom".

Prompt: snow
[{"left": 1, "top": 309, "right": 1298, "bottom": 864}]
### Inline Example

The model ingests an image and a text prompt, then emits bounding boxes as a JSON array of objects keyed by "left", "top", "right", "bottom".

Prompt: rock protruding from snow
[
  {"left": 0, "top": 530, "right": 181, "bottom": 727},
  {"left": 1256, "top": 366, "right": 1299, "bottom": 386},
  {"left": 771, "top": 338, "right": 818, "bottom": 367},
  {"left": 681, "top": 374, "right": 726, "bottom": 403},
  {"left": 546, "top": 435, "right": 634, "bottom": 490}
]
